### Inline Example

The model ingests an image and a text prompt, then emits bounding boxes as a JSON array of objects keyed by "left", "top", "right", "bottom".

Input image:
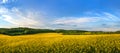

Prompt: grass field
[{"left": 0, "top": 33, "right": 120, "bottom": 53}]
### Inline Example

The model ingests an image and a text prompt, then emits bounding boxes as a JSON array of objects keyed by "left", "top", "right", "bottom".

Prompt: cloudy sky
[{"left": 0, "top": 0, "right": 120, "bottom": 31}]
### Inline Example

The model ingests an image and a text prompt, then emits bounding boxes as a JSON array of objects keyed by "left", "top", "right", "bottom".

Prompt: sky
[{"left": 0, "top": 0, "right": 120, "bottom": 31}]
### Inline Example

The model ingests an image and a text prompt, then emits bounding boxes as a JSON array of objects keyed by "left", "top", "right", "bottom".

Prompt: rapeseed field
[{"left": 0, "top": 33, "right": 120, "bottom": 53}]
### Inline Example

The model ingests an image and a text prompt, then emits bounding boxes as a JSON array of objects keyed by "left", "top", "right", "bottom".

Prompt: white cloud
[
  {"left": 0, "top": 7, "right": 45, "bottom": 28},
  {"left": 51, "top": 12, "right": 120, "bottom": 31},
  {"left": 103, "top": 12, "right": 120, "bottom": 21},
  {"left": 2, "top": 15, "right": 38, "bottom": 26},
  {"left": 0, "top": 0, "right": 16, "bottom": 4},
  {"left": 0, "top": 6, "right": 120, "bottom": 31},
  {"left": 54, "top": 17, "right": 99, "bottom": 24},
  {"left": 1, "top": 0, "right": 8, "bottom": 3},
  {"left": 91, "top": 27, "right": 120, "bottom": 31},
  {"left": 0, "top": 7, "right": 9, "bottom": 13},
  {"left": 54, "top": 12, "right": 120, "bottom": 25}
]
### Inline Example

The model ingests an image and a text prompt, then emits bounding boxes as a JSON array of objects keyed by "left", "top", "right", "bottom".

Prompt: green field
[{"left": 0, "top": 33, "right": 120, "bottom": 53}]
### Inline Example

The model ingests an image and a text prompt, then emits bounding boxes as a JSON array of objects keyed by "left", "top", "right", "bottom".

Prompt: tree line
[{"left": 0, "top": 27, "right": 120, "bottom": 36}]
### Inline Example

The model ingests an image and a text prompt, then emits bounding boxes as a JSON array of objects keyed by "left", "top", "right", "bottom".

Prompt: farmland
[{"left": 0, "top": 33, "right": 120, "bottom": 53}]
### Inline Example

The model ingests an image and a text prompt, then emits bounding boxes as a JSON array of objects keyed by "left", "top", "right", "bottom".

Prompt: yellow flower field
[{"left": 0, "top": 33, "right": 120, "bottom": 53}]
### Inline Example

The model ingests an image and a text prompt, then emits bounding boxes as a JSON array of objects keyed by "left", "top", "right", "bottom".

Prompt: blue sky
[{"left": 0, "top": 0, "right": 120, "bottom": 31}]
